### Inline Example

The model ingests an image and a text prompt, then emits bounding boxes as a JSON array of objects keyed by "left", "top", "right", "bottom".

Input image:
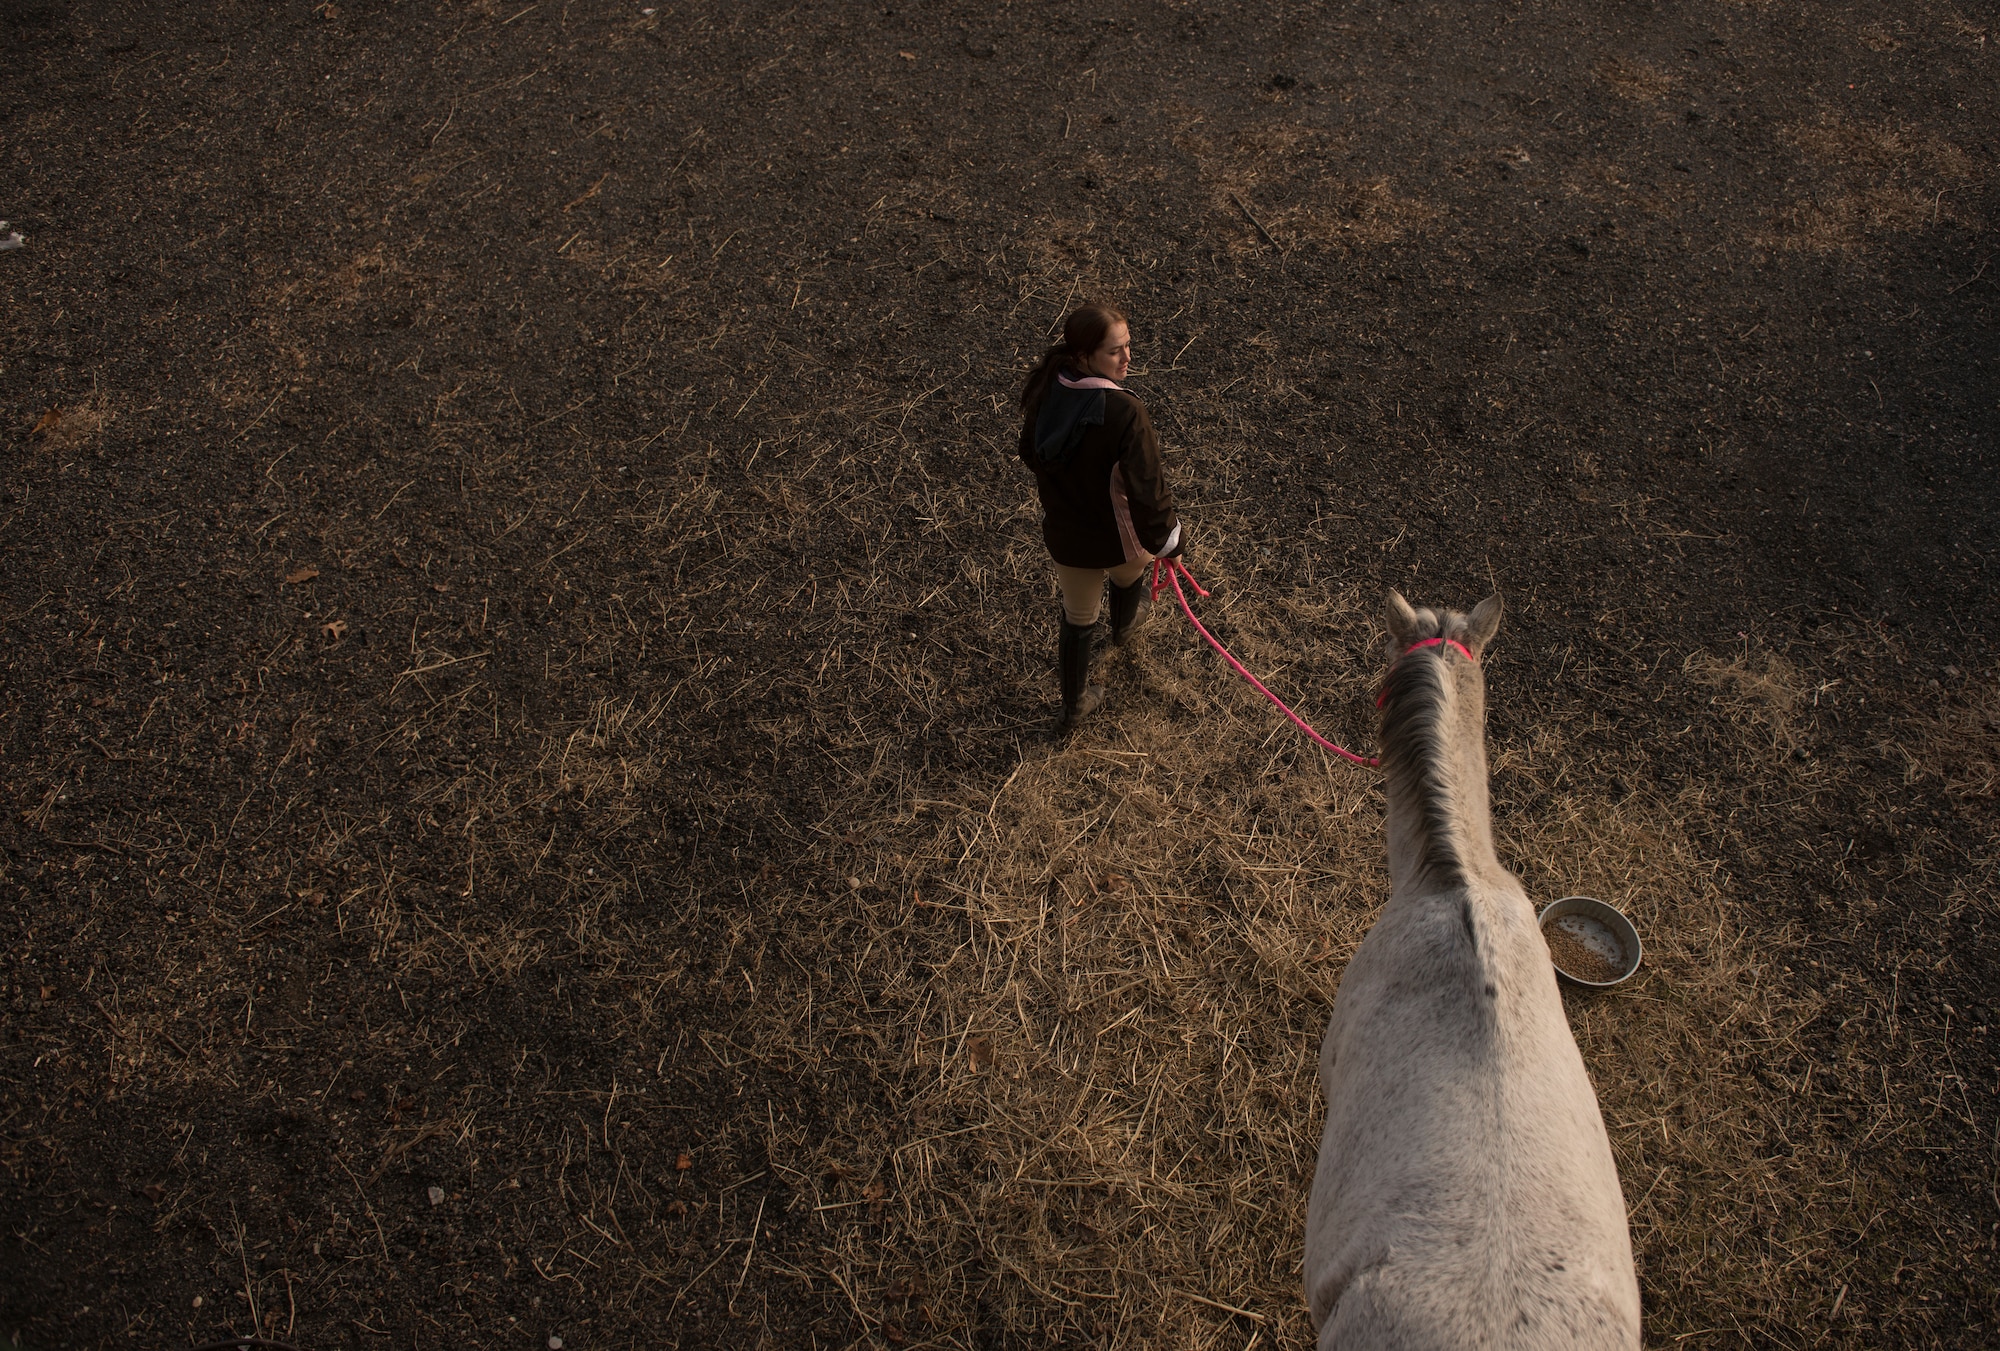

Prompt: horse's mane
[{"left": 1377, "top": 647, "right": 1469, "bottom": 888}]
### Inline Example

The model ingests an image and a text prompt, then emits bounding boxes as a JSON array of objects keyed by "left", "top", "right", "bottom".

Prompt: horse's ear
[
  {"left": 1464, "top": 594, "right": 1503, "bottom": 656},
  {"left": 1385, "top": 590, "right": 1418, "bottom": 647}
]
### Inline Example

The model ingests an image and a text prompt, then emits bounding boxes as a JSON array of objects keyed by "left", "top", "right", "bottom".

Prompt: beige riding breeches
[{"left": 1054, "top": 558, "right": 1150, "bottom": 626}]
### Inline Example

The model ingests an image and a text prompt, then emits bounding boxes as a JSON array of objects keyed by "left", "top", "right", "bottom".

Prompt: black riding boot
[
  {"left": 1058, "top": 617, "right": 1104, "bottom": 728},
  {"left": 1108, "top": 575, "right": 1151, "bottom": 645}
]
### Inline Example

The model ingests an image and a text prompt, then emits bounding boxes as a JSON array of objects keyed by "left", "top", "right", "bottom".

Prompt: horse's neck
[{"left": 1383, "top": 668, "right": 1503, "bottom": 896}]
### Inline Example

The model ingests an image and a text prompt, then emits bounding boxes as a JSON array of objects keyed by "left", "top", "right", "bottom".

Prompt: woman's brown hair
[{"left": 1019, "top": 303, "right": 1129, "bottom": 413}]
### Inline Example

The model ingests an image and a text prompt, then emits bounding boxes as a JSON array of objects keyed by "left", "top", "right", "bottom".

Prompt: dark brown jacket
[{"left": 1018, "top": 374, "right": 1179, "bottom": 569}]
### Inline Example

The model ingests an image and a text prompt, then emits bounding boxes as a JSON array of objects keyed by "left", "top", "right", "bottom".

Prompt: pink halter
[{"left": 1399, "top": 635, "right": 1477, "bottom": 664}]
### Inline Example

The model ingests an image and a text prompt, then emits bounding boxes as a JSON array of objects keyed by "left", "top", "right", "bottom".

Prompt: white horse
[{"left": 1303, "top": 592, "right": 1640, "bottom": 1350}]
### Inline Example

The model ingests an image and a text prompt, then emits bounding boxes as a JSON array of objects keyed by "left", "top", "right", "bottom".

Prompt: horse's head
[{"left": 1384, "top": 590, "right": 1503, "bottom": 662}]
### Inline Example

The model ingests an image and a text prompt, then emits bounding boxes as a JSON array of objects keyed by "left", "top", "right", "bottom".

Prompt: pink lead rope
[{"left": 1151, "top": 557, "right": 1382, "bottom": 768}]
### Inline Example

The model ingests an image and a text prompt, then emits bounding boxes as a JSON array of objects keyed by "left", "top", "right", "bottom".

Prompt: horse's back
[
  {"left": 1316, "top": 1266, "right": 1638, "bottom": 1351},
  {"left": 1305, "top": 881, "right": 1640, "bottom": 1349}
]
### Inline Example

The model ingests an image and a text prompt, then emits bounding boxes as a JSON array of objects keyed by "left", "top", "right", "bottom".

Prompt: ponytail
[{"left": 1019, "top": 302, "right": 1129, "bottom": 414}]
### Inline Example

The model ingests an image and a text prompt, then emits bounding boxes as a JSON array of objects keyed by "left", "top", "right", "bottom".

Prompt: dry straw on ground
[
  {"left": 66, "top": 584, "right": 1992, "bottom": 1345},
  {"left": 1596, "top": 58, "right": 1681, "bottom": 101},
  {"left": 1167, "top": 114, "right": 1434, "bottom": 260},
  {"left": 1761, "top": 116, "right": 1981, "bottom": 252},
  {"left": 30, "top": 248, "right": 1980, "bottom": 1345},
  {"left": 25, "top": 389, "right": 112, "bottom": 455},
  {"left": 7, "top": 6, "right": 1994, "bottom": 1347},
  {"left": 605, "top": 570, "right": 1992, "bottom": 1346}
]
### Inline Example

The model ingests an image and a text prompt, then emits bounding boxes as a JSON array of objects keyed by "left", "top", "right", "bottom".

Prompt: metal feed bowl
[{"left": 1538, "top": 895, "right": 1642, "bottom": 987}]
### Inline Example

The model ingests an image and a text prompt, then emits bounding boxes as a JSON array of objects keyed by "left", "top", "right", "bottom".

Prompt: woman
[{"left": 1018, "top": 304, "right": 1183, "bottom": 728}]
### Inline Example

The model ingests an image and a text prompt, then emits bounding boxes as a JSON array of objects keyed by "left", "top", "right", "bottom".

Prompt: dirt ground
[{"left": 2, "top": 1, "right": 1996, "bottom": 1347}]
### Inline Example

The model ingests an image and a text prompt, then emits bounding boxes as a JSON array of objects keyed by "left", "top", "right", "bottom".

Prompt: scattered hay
[
  {"left": 1900, "top": 663, "right": 2000, "bottom": 803},
  {"left": 1595, "top": 57, "right": 1680, "bottom": 101},
  {"left": 1946, "top": 16, "right": 1990, "bottom": 48},
  {"left": 862, "top": 701, "right": 1376, "bottom": 1344},
  {"left": 24, "top": 389, "right": 112, "bottom": 455},
  {"left": 1759, "top": 117, "right": 1981, "bottom": 252},
  {"left": 1685, "top": 645, "right": 1809, "bottom": 752},
  {"left": 703, "top": 599, "right": 1995, "bottom": 1346},
  {"left": 8, "top": 9, "right": 1994, "bottom": 1347},
  {"left": 1173, "top": 117, "right": 1435, "bottom": 258},
  {"left": 1857, "top": 22, "right": 1903, "bottom": 52}
]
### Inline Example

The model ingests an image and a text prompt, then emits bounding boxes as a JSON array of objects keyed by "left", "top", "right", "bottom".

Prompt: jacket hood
[{"left": 1033, "top": 371, "right": 1122, "bottom": 465}]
